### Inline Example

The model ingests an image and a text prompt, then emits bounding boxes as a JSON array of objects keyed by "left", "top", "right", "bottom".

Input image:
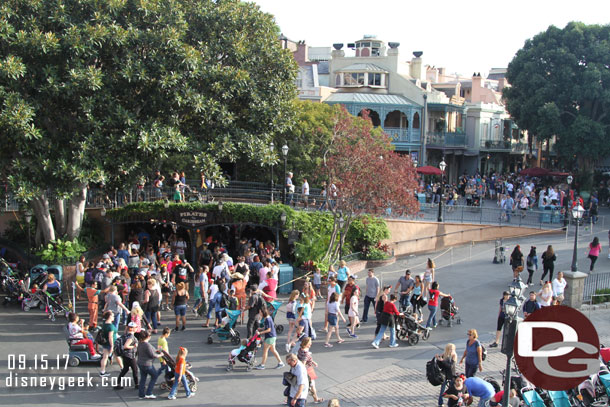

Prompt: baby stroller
[
  {"left": 43, "top": 289, "right": 70, "bottom": 321},
  {"left": 438, "top": 296, "right": 461, "bottom": 327},
  {"left": 471, "top": 194, "right": 481, "bottom": 207},
  {"left": 1, "top": 274, "right": 27, "bottom": 306},
  {"left": 22, "top": 284, "right": 45, "bottom": 311},
  {"left": 396, "top": 313, "right": 430, "bottom": 346},
  {"left": 227, "top": 332, "right": 262, "bottom": 372},
  {"left": 207, "top": 309, "right": 241, "bottom": 345},
  {"left": 259, "top": 300, "right": 284, "bottom": 334},
  {"left": 159, "top": 350, "right": 198, "bottom": 393}
]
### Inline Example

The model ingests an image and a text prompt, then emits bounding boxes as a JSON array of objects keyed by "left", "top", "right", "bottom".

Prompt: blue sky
[{"left": 252, "top": 0, "right": 608, "bottom": 77}]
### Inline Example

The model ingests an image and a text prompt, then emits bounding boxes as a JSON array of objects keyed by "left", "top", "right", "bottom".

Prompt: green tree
[
  {"left": 236, "top": 99, "right": 338, "bottom": 188},
  {"left": 0, "top": 0, "right": 297, "bottom": 245},
  {"left": 503, "top": 22, "right": 610, "bottom": 171}
]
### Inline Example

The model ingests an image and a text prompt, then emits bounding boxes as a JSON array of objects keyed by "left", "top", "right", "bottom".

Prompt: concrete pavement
[{"left": 1, "top": 214, "right": 609, "bottom": 406}]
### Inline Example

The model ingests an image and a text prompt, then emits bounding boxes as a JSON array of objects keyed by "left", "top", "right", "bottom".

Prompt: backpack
[
  {"left": 526, "top": 256, "right": 534, "bottom": 269},
  {"left": 481, "top": 343, "right": 488, "bottom": 361},
  {"left": 227, "top": 296, "right": 238, "bottom": 311},
  {"left": 95, "top": 328, "right": 109, "bottom": 346},
  {"left": 85, "top": 269, "right": 94, "bottom": 286},
  {"left": 426, "top": 357, "right": 445, "bottom": 386},
  {"left": 485, "top": 377, "right": 501, "bottom": 393},
  {"left": 114, "top": 334, "right": 128, "bottom": 356},
  {"left": 219, "top": 293, "right": 229, "bottom": 309}
]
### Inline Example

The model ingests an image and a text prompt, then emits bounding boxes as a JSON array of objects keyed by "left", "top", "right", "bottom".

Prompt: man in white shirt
[
  {"left": 301, "top": 178, "right": 310, "bottom": 208},
  {"left": 285, "top": 353, "right": 308, "bottom": 407}
]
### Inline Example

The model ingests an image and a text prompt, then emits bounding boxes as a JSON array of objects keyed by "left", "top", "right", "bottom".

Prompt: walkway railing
[
  {"left": 1, "top": 181, "right": 569, "bottom": 230},
  {"left": 583, "top": 271, "right": 610, "bottom": 302}
]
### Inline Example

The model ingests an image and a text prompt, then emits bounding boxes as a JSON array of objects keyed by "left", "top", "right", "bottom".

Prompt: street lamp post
[
  {"left": 282, "top": 144, "right": 289, "bottom": 205},
  {"left": 501, "top": 278, "right": 526, "bottom": 407},
  {"left": 571, "top": 203, "right": 585, "bottom": 272},
  {"left": 270, "top": 141, "right": 275, "bottom": 203},
  {"left": 338, "top": 215, "right": 345, "bottom": 261},
  {"left": 24, "top": 210, "right": 32, "bottom": 255},
  {"left": 437, "top": 159, "right": 446, "bottom": 222}
]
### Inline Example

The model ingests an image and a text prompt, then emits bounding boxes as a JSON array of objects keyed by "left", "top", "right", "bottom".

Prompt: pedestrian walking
[
  {"left": 98, "top": 311, "right": 117, "bottom": 377},
  {"left": 321, "top": 277, "right": 341, "bottom": 332},
  {"left": 489, "top": 291, "right": 510, "bottom": 348},
  {"left": 246, "top": 285, "right": 264, "bottom": 338},
  {"left": 142, "top": 279, "right": 160, "bottom": 334},
  {"left": 255, "top": 306, "right": 284, "bottom": 370},
  {"left": 435, "top": 343, "right": 457, "bottom": 407},
  {"left": 409, "top": 275, "right": 424, "bottom": 322},
  {"left": 297, "top": 337, "right": 324, "bottom": 404},
  {"left": 323, "top": 292, "right": 346, "bottom": 347},
  {"left": 525, "top": 246, "right": 538, "bottom": 286},
  {"left": 588, "top": 237, "right": 601, "bottom": 272},
  {"left": 347, "top": 287, "right": 360, "bottom": 338},
  {"left": 374, "top": 285, "right": 391, "bottom": 338},
  {"left": 371, "top": 294, "right": 403, "bottom": 349},
  {"left": 426, "top": 281, "right": 450, "bottom": 329},
  {"left": 285, "top": 290, "right": 300, "bottom": 353},
  {"left": 393, "top": 269, "right": 414, "bottom": 312},
  {"left": 172, "top": 282, "right": 189, "bottom": 331},
  {"left": 167, "top": 347, "right": 195, "bottom": 399},
  {"left": 540, "top": 245, "right": 556, "bottom": 284},
  {"left": 424, "top": 260, "right": 435, "bottom": 297},
  {"left": 336, "top": 260, "right": 350, "bottom": 290},
  {"left": 509, "top": 245, "right": 524, "bottom": 279},
  {"left": 114, "top": 322, "right": 139, "bottom": 390},
  {"left": 137, "top": 330, "right": 162, "bottom": 399},
  {"left": 459, "top": 329, "right": 483, "bottom": 378},
  {"left": 362, "top": 269, "right": 380, "bottom": 323},
  {"left": 285, "top": 353, "right": 309, "bottom": 407},
  {"left": 522, "top": 291, "right": 541, "bottom": 318},
  {"left": 538, "top": 282, "right": 553, "bottom": 307}
]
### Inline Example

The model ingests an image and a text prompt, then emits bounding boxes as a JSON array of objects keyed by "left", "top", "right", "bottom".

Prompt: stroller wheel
[
  {"left": 422, "top": 329, "right": 430, "bottom": 341},
  {"left": 276, "top": 324, "right": 284, "bottom": 334},
  {"left": 396, "top": 328, "right": 407, "bottom": 340},
  {"left": 408, "top": 333, "right": 419, "bottom": 346},
  {"left": 226, "top": 364, "right": 233, "bottom": 372},
  {"left": 189, "top": 382, "right": 197, "bottom": 393},
  {"left": 207, "top": 336, "right": 213, "bottom": 344},
  {"left": 456, "top": 318, "right": 462, "bottom": 325},
  {"left": 23, "top": 305, "right": 30, "bottom": 312},
  {"left": 231, "top": 335, "right": 241, "bottom": 346}
]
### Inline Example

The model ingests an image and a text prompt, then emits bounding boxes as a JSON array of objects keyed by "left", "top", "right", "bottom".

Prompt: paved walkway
[{"left": 1, "top": 209, "right": 609, "bottom": 406}]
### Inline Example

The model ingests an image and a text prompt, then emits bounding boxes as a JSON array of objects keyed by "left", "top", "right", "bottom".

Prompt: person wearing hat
[
  {"left": 231, "top": 269, "right": 248, "bottom": 324},
  {"left": 489, "top": 291, "right": 510, "bottom": 348},
  {"left": 115, "top": 322, "right": 139, "bottom": 390}
]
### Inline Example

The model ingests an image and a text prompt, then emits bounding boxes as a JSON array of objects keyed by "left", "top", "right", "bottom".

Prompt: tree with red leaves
[{"left": 318, "top": 106, "right": 420, "bottom": 262}]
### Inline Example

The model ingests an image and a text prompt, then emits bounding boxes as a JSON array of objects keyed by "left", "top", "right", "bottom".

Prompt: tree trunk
[
  {"left": 54, "top": 198, "right": 66, "bottom": 237},
  {"left": 31, "top": 194, "right": 56, "bottom": 244},
  {"left": 66, "top": 183, "right": 88, "bottom": 240}
]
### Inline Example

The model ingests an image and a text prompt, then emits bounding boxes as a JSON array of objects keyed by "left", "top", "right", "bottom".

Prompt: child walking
[{"left": 167, "top": 347, "right": 195, "bottom": 400}]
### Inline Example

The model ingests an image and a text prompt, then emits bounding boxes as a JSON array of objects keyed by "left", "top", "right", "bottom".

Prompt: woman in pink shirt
[{"left": 588, "top": 237, "right": 601, "bottom": 272}]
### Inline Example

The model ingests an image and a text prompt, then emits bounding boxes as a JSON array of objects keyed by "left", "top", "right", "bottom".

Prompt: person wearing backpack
[
  {"left": 98, "top": 311, "right": 117, "bottom": 378},
  {"left": 246, "top": 285, "right": 264, "bottom": 338},
  {"left": 460, "top": 329, "right": 483, "bottom": 378},
  {"left": 525, "top": 246, "right": 538, "bottom": 286},
  {"left": 114, "top": 322, "right": 139, "bottom": 390},
  {"left": 435, "top": 343, "right": 458, "bottom": 407}
]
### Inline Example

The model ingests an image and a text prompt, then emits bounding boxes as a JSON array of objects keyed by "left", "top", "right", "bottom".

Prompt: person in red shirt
[
  {"left": 426, "top": 281, "right": 450, "bottom": 329},
  {"left": 371, "top": 294, "right": 404, "bottom": 348}
]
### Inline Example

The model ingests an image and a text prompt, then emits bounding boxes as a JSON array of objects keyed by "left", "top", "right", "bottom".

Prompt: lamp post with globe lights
[
  {"left": 24, "top": 210, "right": 32, "bottom": 255},
  {"left": 571, "top": 203, "right": 585, "bottom": 272},
  {"left": 437, "top": 159, "right": 446, "bottom": 222},
  {"left": 282, "top": 144, "right": 289, "bottom": 205},
  {"left": 501, "top": 277, "right": 526, "bottom": 407}
]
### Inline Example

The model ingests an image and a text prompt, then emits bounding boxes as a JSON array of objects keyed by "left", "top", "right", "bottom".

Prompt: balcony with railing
[
  {"left": 427, "top": 131, "right": 467, "bottom": 148},
  {"left": 480, "top": 139, "right": 511, "bottom": 151},
  {"left": 384, "top": 127, "right": 421, "bottom": 144}
]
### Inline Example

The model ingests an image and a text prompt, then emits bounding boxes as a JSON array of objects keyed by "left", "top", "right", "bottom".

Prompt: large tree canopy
[
  {"left": 503, "top": 22, "right": 610, "bottom": 170},
  {"left": 0, "top": 0, "right": 297, "bottom": 244}
]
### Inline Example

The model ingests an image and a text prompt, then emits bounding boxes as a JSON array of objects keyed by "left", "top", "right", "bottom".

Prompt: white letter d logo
[{"left": 518, "top": 322, "right": 577, "bottom": 357}]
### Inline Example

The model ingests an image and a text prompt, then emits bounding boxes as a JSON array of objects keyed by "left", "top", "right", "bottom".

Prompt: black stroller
[
  {"left": 159, "top": 350, "right": 199, "bottom": 393},
  {"left": 438, "top": 296, "right": 461, "bottom": 327},
  {"left": 397, "top": 313, "right": 431, "bottom": 345},
  {"left": 226, "top": 332, "right": 262, "bottom": 372}
]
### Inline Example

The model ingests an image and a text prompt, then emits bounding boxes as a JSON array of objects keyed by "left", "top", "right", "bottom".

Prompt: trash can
[
  {"left": 278, "top": 264, "right": 293, "bottom": 295},
  {"left": 417, "top": 193, "right": 426, "bottom": 204},
  {"left": 539, "top": 207, "right": 552, "bottom": 223}
]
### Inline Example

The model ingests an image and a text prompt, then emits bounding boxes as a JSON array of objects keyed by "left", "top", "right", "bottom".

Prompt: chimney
[
  {"left": 293, "top": 42, "right": 308, "bottom": 64},
  {"left": 410, "top": 51, "right": 423, "bottom": 80},
  {"left": 498, "top": 77, "right": 507, "bottom": 90},
  {"left": 472, "top": 72, "right": 483, "bottom": 103}
]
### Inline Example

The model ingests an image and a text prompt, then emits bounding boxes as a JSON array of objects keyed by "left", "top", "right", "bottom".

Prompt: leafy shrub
[
  {"left": 346, "top": 215, "right": 390, "bottom": 252},
  {"left": 593, "top": 288, "right": 610, "bottom": 304},
  {"left": 361, "top": 242, "right": 392, "bottom": 260},
  {"left": 36, "top": 238, "right": 86, "bottom": 264}
]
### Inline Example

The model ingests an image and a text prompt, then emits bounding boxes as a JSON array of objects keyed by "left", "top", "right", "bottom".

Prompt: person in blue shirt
[
  {"left": 522, "top": 291, "right": 541, "bottom": 318},
  {"left": 464, "top": 376, "right": 494, "bottom": 407}
]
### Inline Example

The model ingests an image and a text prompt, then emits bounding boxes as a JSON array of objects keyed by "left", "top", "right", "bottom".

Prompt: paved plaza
[{"left": 1, "top": 216, "right": 609, "bottom": 406}]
